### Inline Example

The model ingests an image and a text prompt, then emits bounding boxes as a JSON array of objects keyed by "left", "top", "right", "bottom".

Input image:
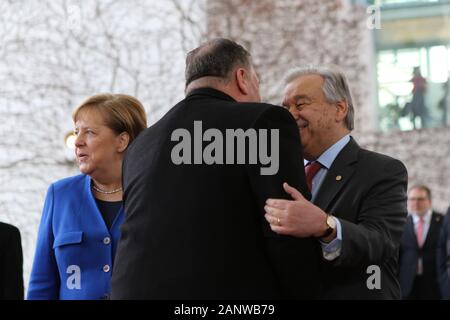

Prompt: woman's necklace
[{"left": 92, "top": 182, "right": 122, "bottom": 194}]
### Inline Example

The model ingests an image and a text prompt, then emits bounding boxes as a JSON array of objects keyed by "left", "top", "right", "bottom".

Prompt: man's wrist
[
  {"left": 316, "top": 213, "right": 337, "bottom": 242},
  {"left": 320, "top": 227, "right": 337, "bottom": 243}
]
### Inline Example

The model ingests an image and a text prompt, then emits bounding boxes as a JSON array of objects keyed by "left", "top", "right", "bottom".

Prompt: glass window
[
  {"left": 375, "top": 0, "right": 447, "bottom": 5},
  {"left": 375, "top": 1, "right": 450, "bottom": 131}
]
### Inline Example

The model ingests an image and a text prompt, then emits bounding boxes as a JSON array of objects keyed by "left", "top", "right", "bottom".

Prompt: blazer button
[
  {"left": 103, "top": 237, "right": 111, "bottom": 245},
  {"left": 103, "top": 265, "right": 110, "bottom": 273}
]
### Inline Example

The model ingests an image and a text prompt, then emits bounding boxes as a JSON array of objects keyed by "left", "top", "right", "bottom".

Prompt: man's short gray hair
[{"left": 284, "top": 65, "right": 355, "bottom": 130}]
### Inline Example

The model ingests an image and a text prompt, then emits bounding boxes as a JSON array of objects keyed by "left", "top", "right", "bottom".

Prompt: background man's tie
[
  {"left": 416, "top": 217, "right": 425, "bottom": 247},
  {"left": 416, "top": 217, "right": 425, "bottom": 274}
]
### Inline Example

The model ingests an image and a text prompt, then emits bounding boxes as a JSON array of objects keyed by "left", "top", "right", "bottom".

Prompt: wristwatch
[{"left": 320, "top": 214, "right": 336, "bottom": 238}]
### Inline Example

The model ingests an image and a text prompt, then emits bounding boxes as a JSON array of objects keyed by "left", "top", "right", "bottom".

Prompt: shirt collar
[
  {"left": 411, "top": 209, "right": 432, "bottom": 224},
  {"left": 304, "top": 134, "right": 351, "bottom": 169}
]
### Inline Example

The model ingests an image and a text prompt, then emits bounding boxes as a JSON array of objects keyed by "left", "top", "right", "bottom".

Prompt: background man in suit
[
  {"left": 264, "top": 65, "right": 408, "bottom": 299},
  {"left": 0, "top": 221, "right": 24, "bottom": 300},
  {"left": 111, "top": 38, "right": 320, "bottom": 299},
  {"left": 399, "top": 185, "right": 443, "bottom": 299},
  {"left": 438, "top": 207, "right": 450, "bottom": 299}
]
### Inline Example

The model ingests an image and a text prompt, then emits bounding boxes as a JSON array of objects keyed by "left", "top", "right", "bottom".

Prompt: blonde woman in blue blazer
[{"left": 28, "top": 94, "right": 147, "bottom": 300}]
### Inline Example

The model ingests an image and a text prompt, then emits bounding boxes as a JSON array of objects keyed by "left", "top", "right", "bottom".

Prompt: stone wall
[{"left": 355, "top": 128, "right": 450, "bottom": 213}]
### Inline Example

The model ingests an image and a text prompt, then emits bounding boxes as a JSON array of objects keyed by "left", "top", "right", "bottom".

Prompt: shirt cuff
[{"left": 319, "top": 217, "right": 342, "bottom": 261}]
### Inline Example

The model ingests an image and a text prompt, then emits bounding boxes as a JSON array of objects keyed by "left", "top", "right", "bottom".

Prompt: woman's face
[{"left": 74, "top": 110, "right": 124, "bottom": 179}]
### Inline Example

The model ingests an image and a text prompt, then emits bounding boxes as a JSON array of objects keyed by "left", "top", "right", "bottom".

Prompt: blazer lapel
[
  {"left": 313, "top": 138, "right": 359, "bottom": 212},
  {"left": 423, "top": 212, "right": 442, "bottom": 248},
  {"left": 405, "top": 215, "right": 417, "bottom": 247}
]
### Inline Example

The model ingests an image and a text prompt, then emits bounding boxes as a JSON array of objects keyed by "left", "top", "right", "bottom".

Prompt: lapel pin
[{"left": 336, "top": 175, "right": 342, "bottom": 181}]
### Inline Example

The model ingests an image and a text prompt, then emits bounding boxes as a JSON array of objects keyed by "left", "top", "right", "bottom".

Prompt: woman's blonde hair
[{"left": 73, "top": 93, "right": 147, "bottom": 143}]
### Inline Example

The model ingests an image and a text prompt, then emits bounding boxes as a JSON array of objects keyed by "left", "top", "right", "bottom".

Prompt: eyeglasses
[{"left": 408, "top": 197, "right": 428, "bottom": 202}]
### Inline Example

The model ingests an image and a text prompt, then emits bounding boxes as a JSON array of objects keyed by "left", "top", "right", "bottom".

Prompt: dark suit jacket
[
  {"left": 111, "top": 87, "right": 320, "bottom": 299},
  {"left": 0, "top": 222, "right": 24, "bottom": 300},
  {"left": 438, "top": 208, "right": 450, "bottom": 299},
  {"left": 399, "top": 212, "right": 443, "bottom": 299},
  {"left": 314, "top": 138, "right": 407, "bottom": 299}
]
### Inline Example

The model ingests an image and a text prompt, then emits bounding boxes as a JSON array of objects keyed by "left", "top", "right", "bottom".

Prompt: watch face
[{"left": 327, "top": 215, "right": 336, "bottom": 229}]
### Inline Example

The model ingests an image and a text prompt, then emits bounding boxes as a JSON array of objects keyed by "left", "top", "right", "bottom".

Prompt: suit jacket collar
[
  {"left": 83, "top": 175, "right": 125, "bottom": 232},
  {"left": 405, "top": 215, "right": 417, "bottom": 246},
  {"left": 422, "top": 211, "right": 443, "bottom": 248},
  {"left": 411, "top": 209, "right": 432, "bottom": 225},
  {"left": 185, "top": 87, "right": 236, "bottom": 102},
  {"left": 313, "top": 137, "right": 359, "bottom": 212},
  {"left": 406, "top": 211, "right": 442, "bottom": 249}
]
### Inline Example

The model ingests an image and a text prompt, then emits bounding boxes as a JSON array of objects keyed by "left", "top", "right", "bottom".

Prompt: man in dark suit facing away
[
  {"left": 399, "top": 185, "right": 443, "bottom": 300},
  {"left": 264, "top": 65, "right": 408, "bottom": 299},
  {"left": 0, "top": 221, "right": 24, "bottom": 300},
  {"left": 111, "top": 38, "right": 320, "bottom": 299}
]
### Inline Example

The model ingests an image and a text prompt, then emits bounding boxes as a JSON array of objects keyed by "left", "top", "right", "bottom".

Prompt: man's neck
[
  {"left": 186, "top": 77, "right": 226, "bottom": 95},
  {"left": 307, "top": 130, "right": 351, "bottom": 161}
]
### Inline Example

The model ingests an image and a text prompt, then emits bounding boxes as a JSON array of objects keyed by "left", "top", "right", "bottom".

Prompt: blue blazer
[{"left": 27, "top": 174, "right": 124, "bottom": 300}]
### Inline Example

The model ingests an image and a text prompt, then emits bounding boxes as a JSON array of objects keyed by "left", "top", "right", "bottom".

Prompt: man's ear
[
  {"left": 335, "top": 100, "right": 348, "bottom": 123},
  {"left": 117, "top": 132, "right": 130, "bottom": 153},
  {"left": 235, "top": 68, "right": 250, "bottom": 95}
]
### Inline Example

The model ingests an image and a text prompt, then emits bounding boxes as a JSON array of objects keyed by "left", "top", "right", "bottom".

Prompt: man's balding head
[
  {"left": 184, "top": 38, "right": 261, "bottom": 103},
  {"left": 185, "top": 38, "right": 251, "bottom": 88}
]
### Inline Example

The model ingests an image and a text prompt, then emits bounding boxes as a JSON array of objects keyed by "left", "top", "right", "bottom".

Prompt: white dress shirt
[
  {"left": 411, "top": 209, "right": 433, "bottom": 246},
  {"left": 304, "top": 135, "right": 351, "bottom": 261}
]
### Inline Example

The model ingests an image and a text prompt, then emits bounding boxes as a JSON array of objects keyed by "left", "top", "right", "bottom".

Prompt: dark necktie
[{"left": 305, "top": 161, "right": 322, "bottom": 192}]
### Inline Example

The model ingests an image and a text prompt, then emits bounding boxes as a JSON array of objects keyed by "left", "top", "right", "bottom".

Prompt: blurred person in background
[
  {"left": 399, "top": 185, "right": 443, "bottom": 300},
  {"left": 27, "top": 94, "right": 147, "bottom": 300},
  {"left": 409, "top": 67, "right": 428, "bottom": 129},
  {"left": 438, "top": 78, "right": 449, "bottom": 127}
]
